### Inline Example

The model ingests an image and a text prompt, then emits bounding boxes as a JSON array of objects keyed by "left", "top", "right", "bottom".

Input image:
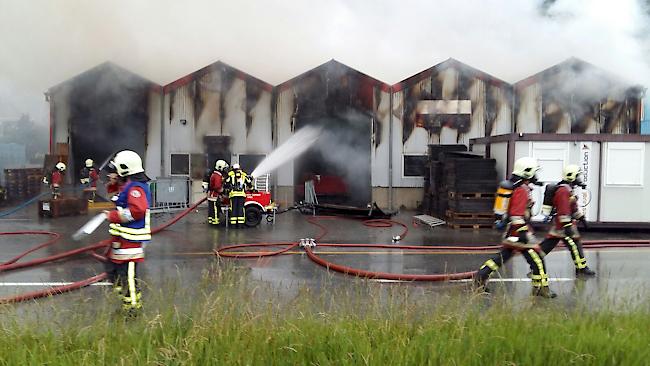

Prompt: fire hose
[
  {"left": 216, "top": 215, "right": 650, "bottom": 282},
  {"left": 0, "top": 198, "right": 207, "bottom": 304}
]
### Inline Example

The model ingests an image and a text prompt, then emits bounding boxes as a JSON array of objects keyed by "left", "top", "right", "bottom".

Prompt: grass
[{"left": 0, "top": 264, "right": 649, "bottom": 365}]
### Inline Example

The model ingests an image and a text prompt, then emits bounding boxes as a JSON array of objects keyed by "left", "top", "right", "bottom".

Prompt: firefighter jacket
[
  {"left": 107, "top": 180, "right": 151, "bottom": 263},
  {"left": 226, "top": 170, "right": 252, "bottom": 198},
  {"left": 207, "top": 171, "right": 224, "bottom": 199},
  {"left": 549, "top": 183, "right": 581, "bottom": 239},
  {"left": 504, "top": 184, "right": 536, "bottom": 241},
  {"left": 51, "top": 170, "right": 63, "bottom": 187},
  {"left": 80, "top": 168, "right": 99, "bottom": 187}
]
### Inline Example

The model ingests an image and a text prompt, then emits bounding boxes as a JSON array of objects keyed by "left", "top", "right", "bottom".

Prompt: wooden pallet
[
  {"left": 38, "top": 197, "right": 88, "bottom": 218},
  {"left": 447, "top": 222, "right": 493, "bottom": 230},
  {"left": 88, "top": 201, "right": 115, "bottom": 212},
  {"left": 446, "top": 210, "right": 494, "bottom": 220},
  {"left": 448, "top": 191, "right": 496, "bottom": 200}
]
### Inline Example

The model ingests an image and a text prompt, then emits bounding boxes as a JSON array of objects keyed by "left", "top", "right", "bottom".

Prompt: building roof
[
  {"left": 514, "top": 57, "right": 642, "bottom": 91},
  {"left": 276, "top": 59, "right": 391, "bottom": 92},
  {"left": 163, "top": 60, "right": 273, "bottom": 93},
  {"left": 393, "top": 58, "right": 510, "bottom": 92},
  {"left": 46, "top": 62, "right": 161, "bottom": 95}
]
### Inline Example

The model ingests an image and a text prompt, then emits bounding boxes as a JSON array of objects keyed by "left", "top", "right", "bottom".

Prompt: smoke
[{"left": 0, "top": 0, "right": 649, "bottom": 126}]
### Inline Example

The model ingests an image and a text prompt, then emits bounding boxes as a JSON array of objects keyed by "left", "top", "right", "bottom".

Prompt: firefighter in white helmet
[
  {"left": 475, "top": 157, "right": 556, "bottom": 298},
  {"left": 43, "top": 162, "right": 66, "bottom": 199},
  {"left": 104, "top": 150, "right": 151, "bottom": 314},
  {"left": 538, "top": 164, "right": 595, "bottom": 277},
  {"left": 202, "top": 159, "right": 228, "bottom": 226},
  {"left": 225, "top": 163, "right": 252, "bottom": 227},
  {"left": 80, "top": 158, "right": 99, "bottom": 202}
]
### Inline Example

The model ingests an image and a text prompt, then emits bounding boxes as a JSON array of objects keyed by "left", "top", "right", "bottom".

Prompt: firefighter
[
  {"left": 539, "top": 165, "right": 595, "bottom": 277},
  {"left": 203, "top": 160, "right": 228, "bottom": 226},
  {"left": 80, "top": 159, "right": 99, "bottom": 202},
  {"left": 225, "top": 163, "right": 252, "bottom": 227},
  {"left": 43, "top": 162, "right": 66, "bottom": 199},
  {"left": 104, "top": 150, "right": 151, "bottom": 313},
  {"left": 475, "top": 157, "right": 556, "bottom": 298}
]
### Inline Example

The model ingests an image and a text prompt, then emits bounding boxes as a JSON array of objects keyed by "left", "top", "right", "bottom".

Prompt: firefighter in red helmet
[
  {"left": 104, "top": 150, "right": 151, "bottom": 314},
  {"left": 539, "top": 164, "right": 595, "bottom": 277},
  {"left": 475, "top": 157, "right": 556, "bottom": 298}
]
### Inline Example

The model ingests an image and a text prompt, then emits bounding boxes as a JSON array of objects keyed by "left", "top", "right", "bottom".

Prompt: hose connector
[{"left": 299, "top": 238, "right": 316, "bottom": 248}]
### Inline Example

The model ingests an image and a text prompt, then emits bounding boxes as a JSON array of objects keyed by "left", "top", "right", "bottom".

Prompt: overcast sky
[{"left": 0, "top": 0, "right": 648, "bottom": 125}]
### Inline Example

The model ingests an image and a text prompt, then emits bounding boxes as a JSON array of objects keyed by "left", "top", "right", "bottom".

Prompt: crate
[
  {"left": 448, "top": 191, "right": 496, "bottom": 200},
  {"left": 427, "top": 144, "right": 467, "bottom": 161},
  {"left": 38, "top": 198, "right": 88, "bottom": 218},
  {"left": 448, "top": 197, "right": 494, "bottom": 213},
  {"left": 447, "top": 222, "right": 493, "bottom": 230}
]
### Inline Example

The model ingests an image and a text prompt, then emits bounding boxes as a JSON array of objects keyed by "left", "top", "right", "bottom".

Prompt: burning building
[
  {"left": 46, "top": 62, "right": 162, "bottom": 181},
  {"left": 389, "top": 58, "right": 513, "bottom": 208},
  {"left": 274, "top": 60, "right": 391, "bottom": 207},
  {"left": 47, "top": 57, "right": 647, "bottom": 218}
]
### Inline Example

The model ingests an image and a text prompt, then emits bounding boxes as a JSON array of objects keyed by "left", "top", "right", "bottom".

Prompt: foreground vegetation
[{"left": 1, "top": 265, "right": 649, "bottom": 365}]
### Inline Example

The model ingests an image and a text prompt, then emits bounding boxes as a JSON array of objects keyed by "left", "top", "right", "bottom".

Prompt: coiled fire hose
[
  {"left": 216, "top": 215, "right": 650, "bottom": 282},
  {"left": 0, "top": 197, "right": 207, "bottom": 304}
]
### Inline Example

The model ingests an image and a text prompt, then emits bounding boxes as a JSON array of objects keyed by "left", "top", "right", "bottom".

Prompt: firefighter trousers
[
  {"left": 207, "top": 198, "right": 220, "bottom": 225},
  {"left": 230, "top": 195, "right": 245, "bottom": 226},
  {"left": 540, "top": 236, "right": 587, "bottom": 269},
  {"left": 106, "top": 261, "right": 142, "bottom": 310},
  {"left": 477, "top": 247, "right": 551, "bottom": 288}
]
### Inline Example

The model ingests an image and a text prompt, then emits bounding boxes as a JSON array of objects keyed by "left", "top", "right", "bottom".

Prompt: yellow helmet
[
  {"left": 563, "top": 164, "right": 581, "bottom": 182},
  {"left": 512, "top": 157, "right": 539, "bottom": 179}
]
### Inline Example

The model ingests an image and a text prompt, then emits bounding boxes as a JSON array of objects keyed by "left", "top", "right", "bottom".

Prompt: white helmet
[
  {"left": 563, "top": 164, "right": 581, "bottom": 183},
  {"left": 512, "top": 157, "right": 539, "bottom": 180},
  {"left": 232, "top": 163, "right": 241, "bottom": 170},
  {"left": 55, "top": 162, "right": 66, "bottom": 171},
  {"left": 215, "top": 160, "right": 229, "bottom": 171},
  {"left": 111, "top": 150, "right": 144, "bottom": 177},
  {"left": 85, "top": 159, "right": 93, "bottom": 168}
]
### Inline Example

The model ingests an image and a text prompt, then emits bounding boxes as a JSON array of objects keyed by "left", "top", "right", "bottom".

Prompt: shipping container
[{"left": 470, "top": 133, "right": 650, "bottom": 226}]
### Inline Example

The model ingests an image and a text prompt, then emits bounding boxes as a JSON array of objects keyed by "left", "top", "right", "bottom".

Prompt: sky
[{"left": 0, "top": 0, "right": 648, "bottom": 125}]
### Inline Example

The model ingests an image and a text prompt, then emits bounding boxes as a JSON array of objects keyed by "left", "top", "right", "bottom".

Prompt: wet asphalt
[{"left": 0, "top": 203, "right": 649, "bottom": 309}]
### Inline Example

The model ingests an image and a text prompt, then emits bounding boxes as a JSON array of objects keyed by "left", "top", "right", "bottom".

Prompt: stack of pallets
[
  {"left": 422, "top": 144, "right": 467, "bottom": 218},
  {"left": 443, "top": 155, "right": 497, "bottom": 229},
  {"left": 3, "top": 168, "right": 44, "bottom": 202},
  {"left": 38, "top": 197, "right": 88, "bottom": 218}
]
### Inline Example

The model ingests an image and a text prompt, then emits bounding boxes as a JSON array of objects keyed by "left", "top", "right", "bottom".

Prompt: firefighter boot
[
  {"left": 576, "top": 266, "right": 596, "bottom": 277},
  {"left": 532, "top": 286, "right": 557, "bottom": 298},
  {"left": 473, "top": 265, "right": 493, "bottom": 293}
]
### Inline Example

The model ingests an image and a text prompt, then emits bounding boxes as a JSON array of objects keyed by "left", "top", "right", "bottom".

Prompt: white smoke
[{"left": 0, "top": 0, "right": 648, "bottom": 125}]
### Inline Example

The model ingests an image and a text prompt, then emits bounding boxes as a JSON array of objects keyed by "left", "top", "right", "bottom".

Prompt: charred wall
[
  {"left": 287, "top": 61, "right": 377, "bottom": 206},
  {"left": 65, "top": 66, "right": 150, "bottom": 181}
]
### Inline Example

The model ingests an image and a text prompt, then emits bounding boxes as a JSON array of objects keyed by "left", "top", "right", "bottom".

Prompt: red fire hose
[
  {"left": 216, "top": 215, "right": 650, "bottom": 282},
  {"left": 0, "top": 198, "right": 207, "bottom": 304}
]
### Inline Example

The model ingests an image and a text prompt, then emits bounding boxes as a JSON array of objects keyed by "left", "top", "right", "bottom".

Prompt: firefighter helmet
[
  {"left": 563, "top": 164, "right": 581, "bottom": 183},
  {"left": 215, "top": 160, "right": 228, "bottom": 171},
  {"left": 111, "top": 150, "right": 144, "bottom": 177},
  {"left": 85, "top": 159, "right": 93, "bottom": 168},
  {"left": 55, "top": 162, "right": 66, "bottom": 171},
  {"left": 232, "top": 163, "right": 241, "bottom": 170},
  {"left": 512, "top": 157, "right": 539, "bottom": 180}
]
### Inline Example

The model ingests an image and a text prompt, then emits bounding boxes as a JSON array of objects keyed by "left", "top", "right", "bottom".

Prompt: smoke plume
[{"left": 0, "top": 0, "right": 648, "bottom": 127}]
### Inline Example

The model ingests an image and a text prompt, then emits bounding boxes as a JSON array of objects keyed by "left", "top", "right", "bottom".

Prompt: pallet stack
[
  {"left": 3, "top": 168, "right": 44, "bottom": 202},
  {"left": 421, "top": 145, "right": 467, "bottom": 217},
  {"left": 444, "top": 155, "right": 497, "bottom": 229},
  {"left": 38, "top": 197, "right": 88, "bottom": 218}
]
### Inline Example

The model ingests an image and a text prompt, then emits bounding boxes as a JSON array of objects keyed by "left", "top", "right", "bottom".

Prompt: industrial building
[{"left": 45, "top": 57, "right": 647, "bottom": 224}]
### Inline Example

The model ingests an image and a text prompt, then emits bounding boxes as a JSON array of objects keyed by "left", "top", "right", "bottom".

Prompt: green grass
[{"left": 0, "top": 265, "right": 649, "bottom": 365}]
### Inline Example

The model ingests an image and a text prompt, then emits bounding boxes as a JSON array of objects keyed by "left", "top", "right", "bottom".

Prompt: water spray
[{"left": 251, "top": 125, "right": 322, "bottom": 178}]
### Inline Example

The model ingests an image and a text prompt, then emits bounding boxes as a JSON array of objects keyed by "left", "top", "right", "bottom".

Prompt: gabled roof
[
  {"left": 47, "top": 62, "right": 161, "bottom": 95},
  {"left": 393, "top": 58, "right": 510, "bottom": 92},
  {"left": 163, "top": 60, "right": 273, "bottom": 93},
  {"left": 276, "top": 59, "right": 391, "bottom": 92},
  {"left": 514, "top": 57, "right": 641, "bottom": 90}
]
